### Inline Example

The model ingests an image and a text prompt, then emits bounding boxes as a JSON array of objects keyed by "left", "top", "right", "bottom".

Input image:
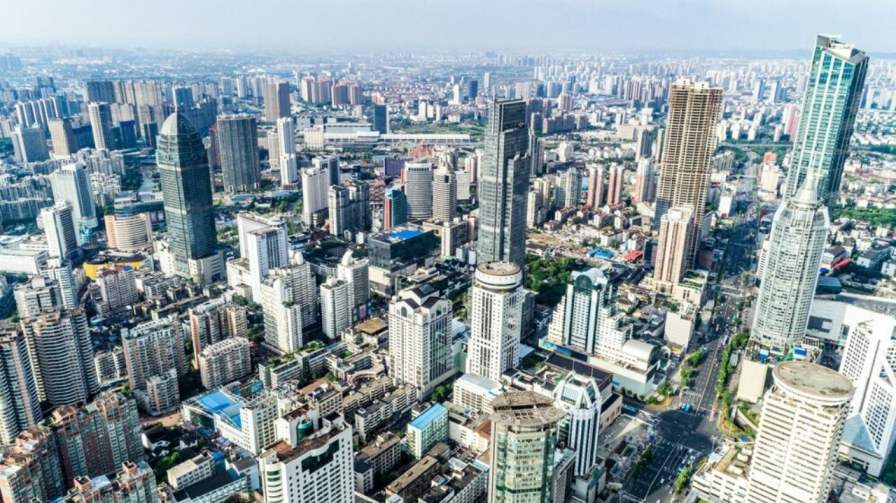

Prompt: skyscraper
[
  {"left": 121, "top": 318, "right": 187, "bottom": 415},
  {"left": 237, "top": 213, "right": 288, "bottom": 302},
  {"left": 585, "top": 165, "right": 604, "bottom": 209},
  {"left": 552, "top": 373, "right": 602, "bottom": 478},
  {"left": 157, "top": 112, "right": 219, "bottom": 282},
  {"left": 301, "top": 167, "right": 329, "bottom": 226},
  {"left": 388, "top": 286, "right": 454, "bottom": 396},
  {"left": 20, "top": 309, "right": 98, "bottom": 407},
  {"left": 633, "top": 158, "right": 656, "bottom": 203},
  {"left": 746, "top": 361, "right": 853, "bottom": 503},
  {"left": 87, "top": 102, "right": 115, "bottom": 150},
  {"left": 654, "top": 80, "right": 722, "bottom": 265},
  {"left": 10, "top": 125, "right": 50, "bottom": 163},
  {"left": 784, "top": 35, "right": 869, "bottom": 205},
  {"left": 40, "top": 202, "right": 78, "bottom": 260},
  {"left": 260, "top": 254, "right": 318, "bottom": 354},
  {"left": 48, "top": 162, "right": 98, "bottom": 239},
  {"left": 263, "top": 79, "right": 290, "bottom": 121},
  {"left": 48, "top": 117, "right": 76, "bottom": 157},
  {"left": 752, "top": 175, "right": 829, "bottom": 354},
  {"left": 337, "top": 250, "right": 369, "bottom": 322},
  {"left": 320, "top": 277, "right": 350, "bottom": 340},
  {"left": 432, "top": 165, "right": 457, "bottom": 222},
  {"left": 466, "top": 262, "right": 524, "bottom": 383},
  {"left": 488, "top": 391, "right": 564, "bottom": 503},
  {"left": 477, "top": 99, "right": 530, "bottom": 269},
  {"left": 404, "top": 162, "right": 433, "bottom": 220},
  {"left": 372, "top": 104, "right": 389, "bottom": 134},
  {"left": 652, "top": 207, "right": 695, "bottom": 288},
  {"left": 560, "top": 167, "right": 581, "bottom": 208},
  {"left": 0, "top": 327, "right": 42, "bottom": 445},
  {"left": 606, "top": 164, "right": 624, "bottom": 206},
  {"left": 384, "top": 187, "right": 409, "bottom": 230},
  {"left": 217, "top": 114, "right": 260, "bottom": 192},
  {"left": 277, "top": 117, "right": 298, "bottom": 185}
]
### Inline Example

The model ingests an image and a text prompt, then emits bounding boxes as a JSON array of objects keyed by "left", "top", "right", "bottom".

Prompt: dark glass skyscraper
[
  {"left": 477, "top": 99, "right": 530, "bottom": 269},
  {"left": 216, "top": 114, "right": 260, "bottom": 192},
  {"left": 157, "top": 113, "right": 217, "bottom": 278},
  {"left": 372, "top": 104, "right": 389, "bottom": 134}
]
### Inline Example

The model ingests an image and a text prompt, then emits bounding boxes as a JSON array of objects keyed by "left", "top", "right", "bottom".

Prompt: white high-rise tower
[{"left": 466, "top": 262, "right": 524, "bottom": 383}]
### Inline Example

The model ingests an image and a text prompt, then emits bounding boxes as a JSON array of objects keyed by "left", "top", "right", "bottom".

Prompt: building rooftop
[
  {"left": 491, "top": 391, "right": 565, "bottom": 428},
  {"left": 773, "top": 360, "right": 853, "bottom": 403},
  {"left": 409, "top": 403, "right": 447, "bottom": 430}
]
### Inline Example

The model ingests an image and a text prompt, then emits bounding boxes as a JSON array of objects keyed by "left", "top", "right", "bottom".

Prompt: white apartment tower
[
  {"left": 387, "top": 286, "right": 454, "bottom": 396},
  {"left": 466, "top": 262, "right": 524, "bottom": 383},
  {"left": 320, "top": 277, "right": 351, "bottom": 340}
]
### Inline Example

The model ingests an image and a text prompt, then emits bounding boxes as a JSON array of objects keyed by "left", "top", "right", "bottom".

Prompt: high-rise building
[
  {"left": 157, "top": 113, "right": 219, "bottom": 283},
  {"left": 188, "top": 297, "right": 248, "bottom": 366},
  {"left": 488, "top": 391, "right": 564, "bottom": 503},
  {"left": 10, "top": 125, "right": 50, "bottom": 163},
  {"left": 85, "top": 80, "right": 116, "bottom": 103},
  {"left": 277, "top": 117, "right": 298, "bottom": 185},
  {"left": 45, "top": 258, "right": 77, "bottom": 310},
  {"left": 606, "top": 164, "right": 624, "bottom": 206},
  {"left": 388, "top": 286, "right": 453, "bottom": 396},
  {"left": 746, "top": 361, "right": 853, "bottom": 503},
  {"left": 560, "top": 168, "right": 581, "bottom": 208},
  {"left": 13, "top": 277, "right": 61, "bottom": 319},
  {"left": 67, "top": 461, "right": 156, "bottom": 501},
  {"left": 94, "top": 266, "right": 138, "bottom": 315},
  {"left": 552, "top": 373, "right": 602, "bottom": 478},
  {"left": 20, "top": 309, "right": 98, "bottom": 407},
  {"left": 653, "top": 207, "right": 695, "bottom": 288},
  {"left": 633, "top": 158, "right": 656, "bottom": 203},
  {"left": 87, "top": 102, "right": 115, "bottom": 150},
  {"left": 477, "top": 99, "right": 531, "bottom": 269},
  {"left": 237, "top": 213, "right": 289, "bottom": 302},
  {"left": 404, "top": 162, "right": 434, "bottom": 220},
  {"left": 48, "top": 117, "right": 76, "bottom": 157},
  {"left": 784, "top": 35, "right": 868, "bottom": 205},
  {"left": 0, "top": 426, "right": 66, "bottom": 502},
  {"left": 104, "top": 213, "right": 153, "bottom": 252},
  {"left": 752, "top": 175, "right": 829, "bottom": 354},
  {"left": 313, "top": 156, "right": 340, "bottom": 186},
  {"left": 373, "top": 104, "right": 389, "bottom": 134},
  {"left": 41, "top": 202, "right": 78, "bottom": 260},
  {"left": 329, "top": 185, "right": 352, "bottom": 238},
  {"left": 466, "top": 262, "right": 524, "bottom": 383},
  {"left": 432, "top": 165, "right": 457, "bottom": 222},
  {"left": 383, "top": 187, "right": 409, "bottom": 230},
  {"left": 585, "top": 165, "right": 604, "bottom": 209},
  {"left": 654, "top": 80, "right": 722, "bottom": 265},
  {"left": 121, "top": 318, "right": 186, "bottom": 415},
  {"left": 198, "top": 337, "right": 252, "bottom": 389},
  {"left": 837, "top": 306, "right": 896, "bottom": 477},
  {"left": 217, "top": 114, "right": 260, "bottom": 192},
  {"left": 263, "top": 79, "right": 290, "bottom": 121},
  {"left": 48, "top": 162, "right": 99, "bottom": 239},
  {"left": 320, "top": 277, "right": 351, "bottom": 339},
  {"left": 260, "top": 264, "right": 308, "bottom": 354},
  {"left": 301, "top": 167, "right": 330, "bottom": 226},
  {"left": 258, "top": 415, "right": 354, "bottom": 503},
  {"left": 0, "top": 327, "right": 42, "bottom": 445},
  {"left": 51, "top": 391, "right": 143, "bottom": 481},
  {"left": 337, "top": 251, "right": 369, "bottom": 322}
]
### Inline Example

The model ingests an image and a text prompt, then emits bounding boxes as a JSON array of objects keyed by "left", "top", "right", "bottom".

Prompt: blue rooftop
[
  {"left": 390, "top": 228, "right": 423, "bottom": 241},
  {"left": 409, "top": 403, "right": 447, "bottom": 430},
  {"left": 196, "top": 390, "right": 243, "bottom": 428}
]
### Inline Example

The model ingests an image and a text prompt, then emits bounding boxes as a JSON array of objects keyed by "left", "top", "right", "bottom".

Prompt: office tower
[
  {"left": 586, "top": 165, "right": 605, "bottom": 209},
  {"left": 387, "top": 286, "right": 453, "bottom": 396},
  {"left": 47, "top": 118, "right": 76, "bottom": 157},
  {"left": 51, "top": 391, "right": 143, "bottom": 481},
  {"left": 198, "top": 337, "right": 252, "bottom": 389},
  {"left": 258, "top": 415, "right": 353, "bottom": 503},
  {"left": 477, "top": 99, "right": 530, "bottom": 269},
  {"left": 277, "top": 117, "right": 298, "bottom": 185},
  {"left": 606, "top": 164, "right": 624, "bottom": 206},
  {"left": 121, "top": 318, "right": 186, "bottom": 415},
  {"left": 189, "top": 297, "right": 248, "bottom": 366},
  {"left": 217, "top": 114, "right": 260, "bottom": 192},
  {"left": 40, "top": 202, "right": 78, "bottom": 260},
  {"left": 85, "top": 80, "right": 115, "bottom": 103},
  {"left": 654, "top": 80, "right": 722, "bottom": 263},
  {"left": 552, "top": 373, "right": 602, "bottom": 478},
  {"left": 260, "top": 258, "right": 315, "bottom": 354},
  {"left": 87, "top": 102, "right": 115, "bottom": 150},
  {"left": 373, "top": 104, "right": 389, "bottom": 134},
  {"left": 329, "top": 185, "right": 352, "bottom": 238},
  {"left": 20, "top": 309, "right": 98, "bottom": 407},
  {"left": 0, "top": 327, "right": 42, "bottom": 444},
  {"left": 560, "top": 168, "right": 581, "bottom": 208},
  {"left": 10, "top": 125, "right": 50, "bottom": 163},
  {"left": 488, "top": 391, "right": 564, "bottom": 503},
  {"left": 432, "top": 165, "right": 457, "bottom": 222},
  {"left": 157, "top": 113, "right": 219, "bottom": 282},
  {"left": 528, "top": 128, "right": 545, "bottom": 178},
  {"left": 104, "top": 213, "right": 152, "bottom": 252},
  {"left": 752, "top": 176, "right": 829, "bottom": 354},
  {"left": 746, "top": 361, "right": 853, "bottom": 503},
  {"left": 172, "top": 85, "right": 194, "bottom": 109},
  {"left": 67, "top": 461, "right": 156, "bottom": 501},
  {"left": 784, "top": 35, "right": 868, "bottom": 204},
  {"left": 383, "top": 187, "right": 409, "bottom": 230},
  {"left": 337, "top": 251, "right": 369, "bottom": 322},
  {"left": 320, "top": 277, "right": 351, "bottom": 339},
  {"left": 633, "top": 159, "right": 656, "bottom": 203},
  {"left": 263, "top": 79, "right": 290, "bottom": 121},
  {"left": 301, "top": 167, "right": 330, "bottom": 225},
  {"left": 404, "top": 162, "right": 434, "bottom": 220},
  {"left": 466, "top": 262, "right": 524, "bottom": 383},
  {"left": 48, "top": 162, "right": 99, "bottom": 239},
  {"left": 237, "top": 213, "right": 288, "bottom": 302},
  {"left": 0, "top": 426, "right": 66, "bottom": 502},
  {"left": 653, "top": 207, "right": 695, "bottom": 287},
  {"left": 837, "top": 310, "right": 896, "bottom": 476}
]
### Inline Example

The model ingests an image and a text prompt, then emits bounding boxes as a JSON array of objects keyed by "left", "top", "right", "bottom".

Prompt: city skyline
[{"left": 2, "top": 0, "right": 895, "bottom": 54}]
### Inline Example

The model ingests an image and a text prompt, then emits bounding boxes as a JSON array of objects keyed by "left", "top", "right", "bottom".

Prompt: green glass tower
[
  {"left": 157, "top": 112, "right": 217, "bottom": 278},
  {"left": 785, "top": 35, "right": 868, "bottom": 205}
]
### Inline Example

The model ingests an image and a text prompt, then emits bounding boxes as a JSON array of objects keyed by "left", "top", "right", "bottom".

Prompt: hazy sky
[{"left": 3, "top": 0, "right": 894, "bottom": 54}]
